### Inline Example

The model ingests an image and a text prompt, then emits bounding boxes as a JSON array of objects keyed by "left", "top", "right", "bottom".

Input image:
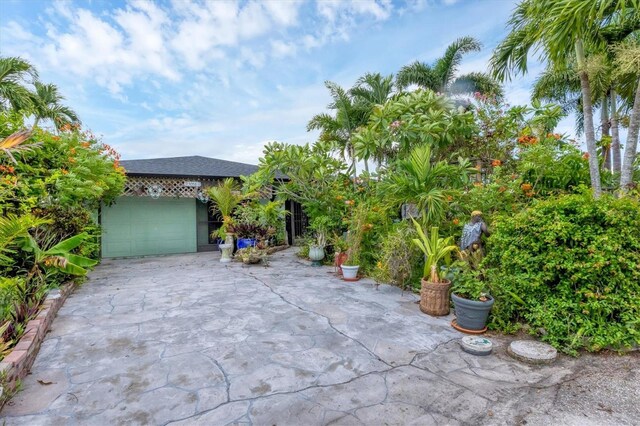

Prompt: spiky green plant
[{"left": 410, "top": 217, "right": 458, "bottom": 283}]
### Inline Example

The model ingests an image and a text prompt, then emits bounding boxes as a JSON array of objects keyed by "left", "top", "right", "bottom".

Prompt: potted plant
[
  {"left": 411, "top": 218, "right": 458, "bottom": 316},
  {"left": 207, "top": 178, "right": 244, "bottom": 263},
  {"left": 308, "top": 216, "right": 331, "bottom": 266},
  {"left": 236, "top": 246, "right": 266, "bottom": 265},
  {"left": 341, "top": 208, "right": 366, "bottom": 281},
  {"left": 450, "top": 250, "right": 495, "bottom": 332}
]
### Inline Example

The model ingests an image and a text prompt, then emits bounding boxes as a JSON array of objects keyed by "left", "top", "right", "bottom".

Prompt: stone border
[{"left": 0, "top": 281, "right": 76, "bottom": 394}]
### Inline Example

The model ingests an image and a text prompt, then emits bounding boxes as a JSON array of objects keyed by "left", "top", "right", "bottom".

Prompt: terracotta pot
[
  {"left": 334, "top": 252, "right": 348, "bottom": 272},
  {"left": 419, "top": 278, "right": 451, "bottom": 316}
]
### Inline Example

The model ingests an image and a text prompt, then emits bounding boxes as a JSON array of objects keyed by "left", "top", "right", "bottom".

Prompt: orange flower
[
  {"left": 81, "top": 142, "right": 91, "bottom": 148},
  {"left": 473, "top": 182, "right": 483, "bottom": 187},
  {"left": 498, "top": 186, "right": 507, "bottom": 193},
  {"left": 446, "top": 195, "right": 453, "bottom": 202},
  {"left": 70, "top": 148, "right": 76, "bottom": 154},
  {"left": 521, "top": 183, "right": 533, "bottom": 191},
  {"left": 336, "top": 195, "right": 344, "bottom": 201},
  {"left": 68, "top": 157, "right": 76, "bottom": 164},
  {"left": 582, "top": 153, "right": 590, "bottom": 159},
  {"left": 452, "top": 218, "right": 460, "bottom": 225},
  {"left": 491, "top": 159, "right": 502, "bottom": 167},
  {"left": 61, "top": 169, "right": 69, "bottom": 175},
  {"left": 52, "top": 136, "right": 60, "bottom": 141},
  {"left": 525, "top": 191, "right": 535, "bottom": 197}
]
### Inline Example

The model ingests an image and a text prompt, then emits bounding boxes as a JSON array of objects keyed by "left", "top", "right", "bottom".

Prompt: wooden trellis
[{"left": 123, "top": 176, "right": 216, "bottom": 199}]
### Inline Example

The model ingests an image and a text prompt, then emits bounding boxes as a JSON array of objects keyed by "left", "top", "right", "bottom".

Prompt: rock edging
[{"left": 0, "top": 281, "right": 76, "bottom": 395}]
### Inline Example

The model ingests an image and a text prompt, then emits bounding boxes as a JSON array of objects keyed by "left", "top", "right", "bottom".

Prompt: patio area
[{"left": 2, "top": 249, "right": 638, "bottom": 425}]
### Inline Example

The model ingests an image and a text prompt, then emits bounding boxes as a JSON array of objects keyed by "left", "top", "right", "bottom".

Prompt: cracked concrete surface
[{"left": 2, "top": 249, "right": 639, "bottom": 425}]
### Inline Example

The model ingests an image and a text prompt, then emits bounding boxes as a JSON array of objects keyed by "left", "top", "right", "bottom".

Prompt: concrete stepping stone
[
  {"left": 460, "top": 336, "right": 493, "bottom": 356},
  {"left": 508, "top": 340, "right": 557, "bottom": 364}
]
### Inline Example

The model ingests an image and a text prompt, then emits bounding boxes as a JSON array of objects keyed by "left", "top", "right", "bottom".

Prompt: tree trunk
[
  {"left": 610, "top": 90, "right": 622, "bottom": 174},
  {"left": 364, "top": 159, "right": 369, "bottom": 173},
  {"left": 601, "top": 94, "right": 610, "bottom": 172},
  {"left": 575, "top": 40, "right": 602, "bottom": 198},
  {"left": 620, "top": 78, "right": 640, "bottom": 192}
]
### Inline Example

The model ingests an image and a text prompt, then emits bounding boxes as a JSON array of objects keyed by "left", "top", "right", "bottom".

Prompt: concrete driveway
[{"left": 2, "top": 249, "right": 639, "bottom": 425}]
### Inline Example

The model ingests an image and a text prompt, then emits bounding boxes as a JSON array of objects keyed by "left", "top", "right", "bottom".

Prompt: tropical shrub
[
  {"left": 0, "top": 110, "right": 124, "bottom": 361},
  {"left": 372, "top": 222, "right": 422, "bottom": 291},
  {"left": 485, "top": 192, "right": 640, "bottom": 354}
]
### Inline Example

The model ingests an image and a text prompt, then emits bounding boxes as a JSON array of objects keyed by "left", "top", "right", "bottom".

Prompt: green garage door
[{"left": 101, "top": 197, "right": 197, "bottom": 258}]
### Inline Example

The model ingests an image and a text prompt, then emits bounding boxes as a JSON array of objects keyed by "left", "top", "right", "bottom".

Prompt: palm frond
[
  {"left": 434, "top": 36, "right": 482, "bottom": 89},
  {"left": 396, "top": 61, "right": 437, "bottom": 91}
]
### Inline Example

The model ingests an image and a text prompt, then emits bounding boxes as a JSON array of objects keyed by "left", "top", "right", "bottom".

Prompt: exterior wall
[{"left": 101, "top": 196, "right": 197, "bottom": 258}]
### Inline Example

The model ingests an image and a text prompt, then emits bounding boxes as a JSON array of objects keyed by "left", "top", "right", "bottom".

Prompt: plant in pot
[
  {"left": 308, "top": 216, "right": 331, "bottom": 266},
  {"left": 341, "top": 206, "right": 366, "bottom": 281},
  {"left": 207, "top": 178, "right": 244, "bottom": 263},
  {"left": 450, "top": 250, "right": 495, "bottom": 333},
  {"left": 411, "top": 217, "right": 458, "bottom": 316}
]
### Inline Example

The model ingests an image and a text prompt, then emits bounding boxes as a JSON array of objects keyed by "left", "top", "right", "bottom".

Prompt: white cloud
[{"left": 271, "top": 40, "right": 297, "bottom": 58}]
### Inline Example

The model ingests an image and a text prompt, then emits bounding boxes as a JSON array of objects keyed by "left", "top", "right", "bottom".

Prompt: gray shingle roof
[{"left": 120, "top": 155, "right": 259, "bottom": 178}]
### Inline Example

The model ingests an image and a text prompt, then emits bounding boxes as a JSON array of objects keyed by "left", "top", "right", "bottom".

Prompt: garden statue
[{"left": 460, "top": 211, "right": 489, "bottom": 252}]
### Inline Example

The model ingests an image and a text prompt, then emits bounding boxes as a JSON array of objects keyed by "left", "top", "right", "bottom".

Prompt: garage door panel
[{"left": 102, "top": 197, "right": 196, "bottom": 258}]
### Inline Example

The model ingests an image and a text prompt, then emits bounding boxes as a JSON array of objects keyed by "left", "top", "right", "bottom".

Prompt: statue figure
[{"left": 460, "top": 211, "right": 489, "bottom": 252}]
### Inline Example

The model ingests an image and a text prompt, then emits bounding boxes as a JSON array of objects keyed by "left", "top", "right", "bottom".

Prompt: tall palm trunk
[
  {"left": 610, "top": 90, "right": 622, "bottom": 174},
  {"left": 363, "top": 159, "right": 369, "bottom": 173},
  {"left": 601, "top": 95, "right": 610, "bottom": 172},
  {"left": 620, "top": 79, "right": 640, "bottom": 191},
  {"left": 575, "top": 40, "right": 602, "bottom": 198}
]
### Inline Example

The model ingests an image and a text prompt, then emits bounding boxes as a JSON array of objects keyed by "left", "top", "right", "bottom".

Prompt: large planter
[
  {"left": 420, "top": 278, "right": 452, "bottom": 316},
  {"left": 341, "top": 265, "right": 360, "bottom": 281},
  {"left": 219, "top": 243, "right": 233, "bottom": 263},
  {"left": 451, "top": 293, "right": 495, "bottom": 331},
  {"left": 237, "top": 238, "right": 256, "bottom": 250},
  {"left": 308, "top": 245, "right": 325, "bottom": 266}
]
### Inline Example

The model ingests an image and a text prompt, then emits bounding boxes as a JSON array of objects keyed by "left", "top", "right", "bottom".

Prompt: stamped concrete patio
[{"left": 2, "top": 249, "right": 639, "bottom": 425}]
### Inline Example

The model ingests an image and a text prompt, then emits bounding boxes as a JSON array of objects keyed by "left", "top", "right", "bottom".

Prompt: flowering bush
[
  {"left": 485, "top": 192, "right": 640, "bottom": 354},
  {"left": 0, "top": 111, "right": 124, "bottom": 360}
]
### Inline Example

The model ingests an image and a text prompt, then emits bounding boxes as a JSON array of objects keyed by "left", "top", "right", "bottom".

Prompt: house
[{"left": 99, "top": 155, "right": 306, "bottom": 258}]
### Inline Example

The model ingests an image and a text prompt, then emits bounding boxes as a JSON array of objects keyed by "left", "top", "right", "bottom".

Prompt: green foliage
[
  {"left": 485, "top": 192, "right": 640, "bottom": 354},
  {"left": 372, "top": 222, "right": 422, "bottom": 291},
  {"left": 353, "top": 89, "right": 475, "bottom": 163},
  {"left": 0, "top": 106, "right": 123, "bottom": 360},
  {"left": 411, "top": 218, "right": 457, "bottom": 282},
  {"left": 381, "top": 144, "right": 474, "bottom": 225},
  {"left": 206, "top": 178, "right": 246, "bottom": 237}
]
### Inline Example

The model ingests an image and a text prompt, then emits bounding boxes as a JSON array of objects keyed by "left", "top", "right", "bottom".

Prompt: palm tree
[
  {"left": 206, "top": 178, "right": 245, "bottom": 238},
  {"left": 31, "top": 82, "right": 80, "bottom": 131},
  {"left": 307, "top": 81, "right": 368, "bottom": 180},
  {"left": 382, "top": 144, "right": 474, "bottom": 226},
  {"left": 490, "top": 0, "right": 639, "bottom": 198},
  {"left": 397, "top": 36, "right": 502, "bottom": 98},
  {"left": 0, "top": 56, "right": 38, "bottom": 112},
  {"left": 349, "top": 72, "right": 395, "bottom": 172}
]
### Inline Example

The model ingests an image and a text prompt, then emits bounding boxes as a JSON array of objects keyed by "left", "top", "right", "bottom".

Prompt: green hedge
[{"left": 485, "top": 192, "right": 640, "bottom": 354}]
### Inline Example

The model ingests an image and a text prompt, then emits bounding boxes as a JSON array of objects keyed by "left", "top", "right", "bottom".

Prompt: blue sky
[{"left": 1, "top": 0, "right": 569, "bottom": 164}]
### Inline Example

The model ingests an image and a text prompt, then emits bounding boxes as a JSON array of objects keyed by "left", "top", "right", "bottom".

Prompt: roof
[{"left": 120, "top": 155, "right": 260, "bottom": 178}]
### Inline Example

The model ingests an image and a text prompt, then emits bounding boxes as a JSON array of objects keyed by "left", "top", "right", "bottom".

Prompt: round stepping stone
[
  {"left": 460, "top": 336, "right": 493, "bottom": 356},
  {"left": 508, "top": 340, "right": 557, "bottom": 364}
]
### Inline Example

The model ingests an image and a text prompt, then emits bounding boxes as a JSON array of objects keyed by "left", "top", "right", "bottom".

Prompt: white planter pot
[
  {"left": 219, "top": 243, "right": 233, "bottom": 263},
  {"left": 341, "top": 265, "right": 360, "bottom": 280},
  {"left": 308, "top": 245, "right": 325, "bottom": 266}
]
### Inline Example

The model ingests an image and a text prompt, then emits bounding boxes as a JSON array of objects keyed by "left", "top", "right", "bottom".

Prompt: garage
[{"left": 101, "top": 196, "right": 197, "bottom": 258}]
